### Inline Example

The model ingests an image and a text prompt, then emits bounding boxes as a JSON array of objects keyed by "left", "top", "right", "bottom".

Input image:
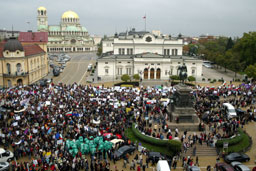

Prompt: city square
[{"left": 0, "top": 0, "right": 256, "bottom": 171}]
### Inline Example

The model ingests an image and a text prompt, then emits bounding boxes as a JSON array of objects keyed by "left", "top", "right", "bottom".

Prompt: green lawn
[{"left": 125, "top": 128, "right": 173, "bottom": 156}]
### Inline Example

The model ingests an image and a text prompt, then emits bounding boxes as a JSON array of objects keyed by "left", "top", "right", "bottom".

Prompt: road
[{"left": 52, "top": 53, "right": 97, "bottom": 85}]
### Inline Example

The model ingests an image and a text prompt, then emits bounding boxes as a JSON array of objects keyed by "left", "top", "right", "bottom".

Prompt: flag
[
  {"left": 66, "top": 112, "right": 72, "bottom": 116},
  {"left": 47, "top": 128, "right": 52, "bottom": 134}
]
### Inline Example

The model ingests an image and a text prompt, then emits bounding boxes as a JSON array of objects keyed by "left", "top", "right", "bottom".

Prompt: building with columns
[
  {"left": 37, "top": 6, "right": 95, "bottom": 52},
  {"left": 97, "top": 29, "right": 203, "bottom": 81},
  {"left": 0, "top": 36, "right": 48, "bottom": 87}
]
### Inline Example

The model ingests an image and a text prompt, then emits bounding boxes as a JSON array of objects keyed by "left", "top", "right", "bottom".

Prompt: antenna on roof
[{"left": 12, "top": 25, "right": 14, "bottom": 37}]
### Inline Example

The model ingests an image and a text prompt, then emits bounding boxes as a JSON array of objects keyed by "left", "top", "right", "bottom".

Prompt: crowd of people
[{"left": 0, "top": 81, "right": 255, "bottom": 170}]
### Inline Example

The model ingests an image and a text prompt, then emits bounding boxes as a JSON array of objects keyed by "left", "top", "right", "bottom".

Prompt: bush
[
  {"left": 121, "top": 74, "right": 131, "bottom": 82},
  {"left": 202, "top": 78, "right": 205, "bottom": 81},
  {"left": 213, "top": 79, "right": 216, "bottom": 82},
  {"left": 208, "top": 78, "right": 211, "bottom": 81},
  {"left": 170, "top": 75, "right": 180, "bottom": 80},
  {"left": 133, "top": 74, "right": 140, "bottom": 80},
  {"left": 188, "top": 76, "right": 196, "bottom": 82},
  {"left": 218, "top": 79, "right": 223, "bottom": 82},
  {"left": 131, "top": 124, "right": 181, "bottom": 155}
]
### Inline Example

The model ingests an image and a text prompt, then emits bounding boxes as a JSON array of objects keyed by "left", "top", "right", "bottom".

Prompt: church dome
[
  {"left": 4, "top": 37, "right": 24, "bottom": 52},
  {"left": 38, "top": 6, "right": 46, "bottom": 11},
  {"left": 62, "top": 11, "right": 79, "bottom": 19}
]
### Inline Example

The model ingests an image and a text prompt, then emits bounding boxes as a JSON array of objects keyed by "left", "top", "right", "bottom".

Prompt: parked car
[
  {"left": 231, "top": 161, "right": 250, "bottom": 171},
  {"left": 110, "top": 139, "right": 124, "bottom": 148},
  {"left": 224, "top": 153, "right": 250, "bottom": 163},
  {"left": 148, "top": 152, "right": 164, "bottom": 163},
  {"left": 157, "top": 160, "right": 170, "bottom": 171},
  {"left": 0, "top": 162, "right": 9, "bottom": 171},
  {"left": 235, "top": 109, "right": 246, "bottom": 116},
  {"left": 0, "top": 148, "right": 14, "bottom": 162},
  {"left": 222, "top": 103, "right": 237, "bottom": 119},
  {"left": 215, "top": 162, "right": 234, "bottom": 171},
  {"left": 114, "top": 145, "right": 135, "bottom": 160},
  {"left": 186, "top": 166, "right": 200, "bottom": 171},
  {"left": 208, "top": 94, "right": 220, "bottom": 101}
]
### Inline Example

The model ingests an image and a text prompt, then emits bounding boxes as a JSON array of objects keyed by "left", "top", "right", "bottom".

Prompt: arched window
[
  {"left": 16, "top": 63, "right": 21, "bottom": 73},
  {"left": 41, "top": 10, "right": 44, "bottom": 15},
  {"left": 7, "top": 63, "right": 11, "bottom": 74}
]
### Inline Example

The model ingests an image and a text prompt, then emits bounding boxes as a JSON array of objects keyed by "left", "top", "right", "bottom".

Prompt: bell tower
[{"left": 37, "top": 7, "right": 48, "bottom": 32}]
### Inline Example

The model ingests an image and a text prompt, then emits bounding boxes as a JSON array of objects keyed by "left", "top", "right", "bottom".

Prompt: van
[
  {"left": 223, "top": 103, "right": 237, "bottom": 119},
  {"left": 0, "top": 148, "right": 14, "bottom": 162},
  {"left": 156, "top": 160, "right": 170, "bottom": 171}
]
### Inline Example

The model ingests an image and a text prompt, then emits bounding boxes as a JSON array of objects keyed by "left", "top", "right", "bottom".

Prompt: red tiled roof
[
  {"left": 18, "top": 32, "right": 48, "bottom": 43},
  {"left": 0, "top": 43, "right": 45, "bottom": 58},
  {"left": 23, "top": 44, "right": 45, "bottom": 56},
  {"left": 0, "top": 46, "right": 4, "bottom": 58}
]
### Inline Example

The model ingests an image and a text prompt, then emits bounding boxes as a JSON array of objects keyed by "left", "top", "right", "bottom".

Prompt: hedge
[
  {"left": 215, "top": 128, "right": 244, "bottom": 148},
  {"left": 114, "top": 81, "right": 139, "bottom": 87},
  {"left": 131, "top": 124, "right": 181, "bottom": 155},
  {"left": 216, "top": 128, "right": 251, "bottom": 153}
]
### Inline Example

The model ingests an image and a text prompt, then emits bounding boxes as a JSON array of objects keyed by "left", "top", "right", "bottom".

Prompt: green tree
[
  {"left": 226, "top": 37, "right": 234, "bottom": 51},
  {"left": 96, "top": 41, "right": 102, "bottom": 56},
  {"left": 133, "top": 74, "right": 140, "bottom": 80},
  {"left": 245, "top": 64, "right": 256, "bottom": 79},
  {"left": 232, "top": 32, "right": 256, "bottom": 68},
  {"left": 188, "top": 76, "right": 196, "bottom": 82},
  {"left": 121, "top": 74, "right": 130, "bottom": 82}
]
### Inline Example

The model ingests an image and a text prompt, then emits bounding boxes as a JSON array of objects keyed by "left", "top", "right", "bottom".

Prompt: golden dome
[
  {"left": 38, "top": 6, "right": 46, "bottom": 11},
  {"left": 62, "top": 11, "right": 79, "bottom": 19}
]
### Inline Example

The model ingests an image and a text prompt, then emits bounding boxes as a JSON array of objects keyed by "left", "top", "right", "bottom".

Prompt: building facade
[
  {"left": 0, "top": 37, "right": 48, "bottom": 87},
  {"left": 98, "top": 29, "right": 202, "bottom": 81},
  {"left": 0, "top": 29, "right": 19, "bottom": 41},
  {"left": 37, "top": 6, "right": 95, "bottom": 53}
]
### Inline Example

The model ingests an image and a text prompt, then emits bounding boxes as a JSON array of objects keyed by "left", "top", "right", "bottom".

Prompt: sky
[{"left": 0, "top": 0, "right": 255, "bottom": 37}]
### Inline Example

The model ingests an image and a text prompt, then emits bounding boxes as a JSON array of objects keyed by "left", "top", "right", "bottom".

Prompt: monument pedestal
[{"left": 169, "top": 83, "right": 200, "bottom": 131}]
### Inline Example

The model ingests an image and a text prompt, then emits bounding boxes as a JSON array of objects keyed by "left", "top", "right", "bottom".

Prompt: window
[
  {"left": 105, "top": 69, "right": 109, "bottom": 75},
  {"left": 192, "top": 69, "right": 195, "bottom": 74},
  {"left": 127, "top": 48, "right": 133, "bottom": 55},
  {"left": 126, "top": 68, "right": 131, "bottom": 75},
  {"left": 122, "top": 48, "right": 125, "bottom": 55},
  {"left": 178, "top": 62, "right": 181, "bottom": 64},
  {"left": 165, "top": 70, "right": 168, "bottom": 75},
  {"left": 151, "top": 63, "right": 154, "bottom": 65},
  {"left": 127, "top": 62, "right": 130, "bottom": 64},
  {"left": 105, "top": 62, "right": 108, "bottom": 64},
  {"left": 118, "top": 62, "right": 122, "bottom": 63},
  {"left": 145, "top": 63, "right": 148, "bottom": 65},
  {"left": 157, "top": 63, "right": 160, "bottom": 65},
  {"left": 164, "top": 49, "right": 170, "bottom": 55},
  {"left": 193, "top": 63, "right": 195, "bottom": 65},
  {"left": 7, "top": 63, "right": 11, "bottom": 74},
  {"left": 16, "top": 63, "right": 21, "bottom": 73},
  {"left": 118, "top": 68, "right": 122, "bottom": 75},
  {"left": 170, "top": 68, "right": 173, "bottom": 75}
]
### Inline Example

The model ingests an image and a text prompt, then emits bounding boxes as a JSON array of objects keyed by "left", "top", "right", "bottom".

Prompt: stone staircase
[{"left": 185, "top": 143, "right": 217, "bottom": 156}]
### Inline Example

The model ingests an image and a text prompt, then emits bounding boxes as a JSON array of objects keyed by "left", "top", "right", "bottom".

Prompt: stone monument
[{"left": 169, "top": 63, "right": 200, "bottom": 130}]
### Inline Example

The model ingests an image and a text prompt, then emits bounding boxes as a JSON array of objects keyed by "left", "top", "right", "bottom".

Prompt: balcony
[{"left": 3, "top": 72, "right": 29, "bottom": 77}]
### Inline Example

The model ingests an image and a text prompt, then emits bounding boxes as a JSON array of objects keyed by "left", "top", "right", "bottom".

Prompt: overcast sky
[{"left": 0, "top": 0, "right": 255, "bottom": 37}]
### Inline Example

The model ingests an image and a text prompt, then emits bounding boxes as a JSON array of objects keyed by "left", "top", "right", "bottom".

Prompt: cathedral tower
[{"left": 37, "top": 7, "right": 48, "bottom": 32}]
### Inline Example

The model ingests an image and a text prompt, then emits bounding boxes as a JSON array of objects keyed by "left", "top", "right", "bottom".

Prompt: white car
[
  {"left": 231, "top": 162, "right": 250, "bottom": 171},
  {"left": 0, "top": 148, "right": 14, "bottom": 162},
  {"left": 0, "top": 162, "right": 9, "bottom": 171}
]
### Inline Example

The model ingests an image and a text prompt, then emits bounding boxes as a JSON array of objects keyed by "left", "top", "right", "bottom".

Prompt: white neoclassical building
[
  {"left": 97, "top": 29, "right": 202, "bottom": 81},
  {"left": 37, "top": 7, "right": 95, "bottom": 52}
]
